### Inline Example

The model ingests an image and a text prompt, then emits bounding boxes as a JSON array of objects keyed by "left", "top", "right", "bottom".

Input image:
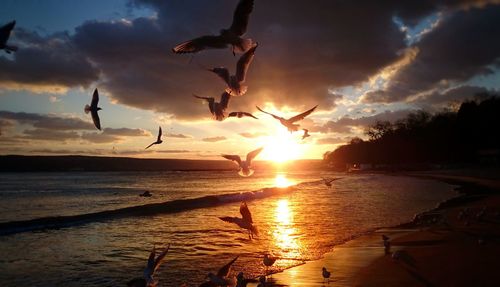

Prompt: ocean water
[{"left": 0, "top": 170, "right": 457, "bottom": 286}]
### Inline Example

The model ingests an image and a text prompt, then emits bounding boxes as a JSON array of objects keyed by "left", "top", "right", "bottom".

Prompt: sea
[{"left": 0, "top": 170, "right": 457, "bottom": 286}]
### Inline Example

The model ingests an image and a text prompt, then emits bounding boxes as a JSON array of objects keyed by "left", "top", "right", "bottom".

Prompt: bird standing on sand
[
  {"left": 84, "top": 88, "right": 102, "bottom": 130},
  {"left": 145, "top": 126, "right": 163, "bottom": 149},
  {"left": 208, "top": 43, "right": 258, "bottom": 96},
  {"left": 219, "top": 202, "right": 258, "bottom": 239},
  {"left": 256, "top": 276, "right": 266, "bottom": 287},
  {"left": 222, "top": 147, "right": 263, "bottom": 177},
  {"left": 199, "top": 256, "right": 239, "bottom": 287},
  {"left": 228, "top": 111, "right": 258, "bottom": 119},
  {"left": 0, "top": 20, "right": 18, "bottom": 53},
  {"left": 194, "top": 92, "right": 231, "bottom": 121},
  {"left": 127, "top": 244, "right": 170, "bottom": 287},
  {"left": 263, "top": 254, "right": 277, "bottom": 275},
  {"left": 301, "top": 129, "right": 310, "bottom": 140},
  {"left": 256, "top": 105, "right": 318, "bottom": 132},
  {"left": 322, "top": 267, "right": 331, "bottom": 284},
  {"left": 172, "top": 0, "right": 254, "bottom": 55},
  {"left": 236, "top": 272, "right": 258, "bottom": 287}
]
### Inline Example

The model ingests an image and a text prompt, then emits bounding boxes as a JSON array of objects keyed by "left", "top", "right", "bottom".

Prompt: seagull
[
  {"left": 322, "top": 267, "right": 331, "bottom": 284},
  {"left": 84, "top": 88, "right": 102, "bottom": 130},
  {"left": 194, "top": 92, "right": 231, "bottom": 121},
  {"left": 228, "top": 111, "right": 258, "bottom": 119},
  {"left": 208, "top": 43, "right": 258, "bottom": 96},
  {"left": 256, "top": 105, "right": 318, "bottom": 132},
  {"left": 127, "top": 244, "right": 170, "bottom": 287},
  {"left": 219, "top": 202, "right": 259, "bottom": 239},
  {"left": 322, "top": 177, "right": 341, "bottom": 187},
  {"left": 173, "top": 0, "right": 254, "bottom": 55},
  {"left": 0, "top": 20, "right": 18, "bottom": 53},
  {"left": 301, "top": 129, "right": 310, "bottom": 140},
  {"left": 222, "top": 147, "right": 263, "bottom": 177},
  {"left": 200, "top": 256, "right": 239, "bottom": 287},
  {"left": 263, "top": 254, "right": 277, "bottom": 274},
  {"left": 382, "top": 235, "right": 390, "bottom": 242},
  {"left": 236, "top": 272, "right": 258, "bottom": 287},
  {"left": 145, "top": 126, "right": 163, "bottom": 149},
  {"left": 256, "top": 276, "right": 266, "bottom": 287}
]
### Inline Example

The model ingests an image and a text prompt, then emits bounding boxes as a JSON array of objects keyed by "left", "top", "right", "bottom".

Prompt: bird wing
[
  {"left": 246, "top": 147, "right": 263, "bottom": 165},
  {"left": 193, "top": 94, "right": 212, "bottom": 102},
  {"left": 241, "top": 112, "right": 258, "bottom": 119},
  {"left": 219, "top": 216, "right": 239, "bottom": 224},
  {"left": 172, "top": 35, "right": 228, "bottom": 54},
  {"left": 221, "top": 154, "right": 242, "bottom": 165},
  {"left": 91, "top": 110, "right": 101, "bottom": 130},
  {"left": 0, "top": 21, "right": 15, "bottom": 46},
  {"left": 146, "top": 246, "right": 156, "bottom": 276},
  {"left": 153, "top": 244, "right": 170, "bottom": 273},
  {"left": 219, "top": 92, "right": 231, "bottom": 110},
  {"left": 256, "top": 106, "right": 283, "bottom": 121},
  {"left": 157, "top": 126, "right": 162, "bottom": 142},
  {"left": 240, "top": 202, "right": 253, "bottom": 223},
  {"left": 90, "top": 88, "right": 99, "bottom": 109},
  {"left": 228, "top": 112, "right": 237, "bottom": 117},
  {"left": 288, "top": 105, "right": 318, "bottom": 123},
  {"left": 229, "top": 0, "right": 254, "bottom": 36},
  {"left": 236, "top": 43, "right": 257, "bottom": 83},
  {"left": 145, "top": 142, "right": 155, "bottom": 150},
  {"left": 217, "top": 256, "right": 239, "bottom": 278},
  {"left": 210, "top": 67, "right": 231, "bottom": 86}
]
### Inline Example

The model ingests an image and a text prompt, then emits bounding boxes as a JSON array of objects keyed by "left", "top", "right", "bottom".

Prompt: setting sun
[
  {"left": 274, "top": 174, "right": 295, "bottom": 188},
  {"left": 260, "top": 128, "right": 304, "bottom": 163}
]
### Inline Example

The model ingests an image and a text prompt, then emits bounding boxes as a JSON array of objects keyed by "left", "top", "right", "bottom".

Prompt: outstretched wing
[
  {"left": 230, "top": 0, "right": 254, "bottom": 36},
  {"left": 219, "top": 92, "right": 231, "bottom": 110},
  {"left": 157, "top": 126, "right": 162, "bottom": 142},
  {"left": 228, "top": 112, "right": 237, "bottom": 118},
  {"left": 256, "top": 106, "right": 283, "bottom": 121},
  {"left": 193, "top": 94, "right": 213, "bottom": 103},
  {"left": 91, "top": 88, "right": 99, "bottom": 109},
  {"left": 221, "top": 154, "right": 242, "bottom": 165},
  {"left": 91, "top": 110, "right": 101, "bottom": 130},
  {"left": 153, "top": 244, "right": 170, "bottom": 273},
  {"left": 145, "top": 142, "right": 155, "bottom": 150},
  {"left": 172, "top": 35, "right": 228, "bottom": 54},
  {"left": 217, "top": 256, "right": 239, "bottom": 278},
  {"left": 236, "top": 43, "right": 257, "bottom": 83},
  {"left": 246, "top": 147, "right": 263, "bottom": 165},
  {"left": 146, "top": 246, "right": 156, "bottom": 276},
  {"left": 240, "top": 202, "right": 253, "bottom": 223},
  {"left": 0, "top": 21, "right": 15, "bottom": 46},
  {"left": 288, "top": 105, "right": 318, "bottom": 123},
  {"left": 241, "top": 112, "right": 257, "bottom": 119},
  {"left": 210, "top": 67, "right": 231, "bottom": 86}
]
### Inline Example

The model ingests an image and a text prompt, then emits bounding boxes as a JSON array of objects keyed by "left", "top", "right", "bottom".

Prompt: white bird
[
  {"left": 0, "top": 20, "right": 18, "bottom": 53},
  {"left": 173, "top": 0, "right": 254, "bottom": 55},
  {"left": 145, "top": 126, "right": 163, "bottom": 149},
  {"left": 84, "top": 88, "right": 102, "bottom": 130},
  {"left": 199, "top": 256, "right": 239, "bottom": 287},
  {"left": 127, "top": 244, "right": 170, "bottom": 287},
  {"left": 263, "top": 254, "right": 277, "bottom": 274},
  {"left": 301, "top": 129, "right": 310, "bottom": 140},
  {"left": 219, "top": 202, "right": 258, "bottom": 239},
  {"left": 322, "top": 267, "right": 331, "bottom": 284},
  {"left": 228, "top": 111, "right": 258, "bottom": 119},
  {"left": 222, "top": 147, "right": 263, "bottom": 177},
  {"left": 256, "top": 105, "right": 318, "bottom": 132},
  {"left": 209, "top": 43, "right": 258, "bottom": 96},
  {"left": 194, "top": 92, "right": 231, "bottom": 121}
]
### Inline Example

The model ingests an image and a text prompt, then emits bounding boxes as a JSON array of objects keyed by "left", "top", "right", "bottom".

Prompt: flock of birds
[{"left": 2, "top": 1, "right": 334, "bottom": 286}]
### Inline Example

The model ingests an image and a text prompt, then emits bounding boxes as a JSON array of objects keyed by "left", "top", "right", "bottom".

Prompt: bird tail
[
  {"left": 234, "top": 38, "right": 254, "bottom": 53},
  {"left": 84, "top": 104, "right": 91, "bottom": 114}
]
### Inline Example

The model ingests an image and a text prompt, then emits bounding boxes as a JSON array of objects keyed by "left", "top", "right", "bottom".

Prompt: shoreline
[{"left": 256, "top": 171, "right": 500, "bottom": 286}]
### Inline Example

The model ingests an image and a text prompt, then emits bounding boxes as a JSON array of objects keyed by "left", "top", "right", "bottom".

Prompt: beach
[{"left": 265, "top": 171, "right": 500, "bottom": 287}]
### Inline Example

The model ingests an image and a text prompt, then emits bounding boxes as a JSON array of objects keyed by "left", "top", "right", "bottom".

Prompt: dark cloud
[
  {"left": 201, "top": 136, "right": 227, "bottom": 142},
  {"left": 156, "top": 149, "right": 191, "bottom": 153},
  {"left": 82, "top": 127, "right": 149, "bottom": 143},
  {"left": 363, "top": 5, "right": 500, "bottom": 103},
  {"left": 22, "top": 129, "right": 80, "bottom": 141},
  {"left": 239, "top": 132, "right": 267, "bottom": 138},
  {"left": 0, "top": 111, "right": 95, "bottom": 130},
  {"left": 412, "top": 85, "right": 496, "bottom": 108}
]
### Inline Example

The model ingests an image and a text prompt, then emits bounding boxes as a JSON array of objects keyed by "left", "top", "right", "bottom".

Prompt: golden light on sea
[
  {"left": 274, "top": 174, "right": 295, "bottom": 188},
  {"left": 273, "top": 199, "right": 301, "bottom": 259}
]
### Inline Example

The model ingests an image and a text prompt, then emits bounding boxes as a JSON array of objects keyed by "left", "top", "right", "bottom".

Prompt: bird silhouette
[
  {"left": 256, "top": 105, "right": 318, "bottom": 132},
  {"left": 84, "top": 88, "right": 102, "bottom": 130},
  {"left": 228, "top": 111, "right": 258, "bottom": 119},
  {"left": 219, "top": 202, "right": 258, "bottom": 239},
  {"left": 145, "top": 126, "right": 163, "bottom": 149},
  {"left": 0, "top": 20, "right": 18, "bottom": 53},
  {"left": 199, "top": 256, "right": 239, "bottom": 287},
  {"left": 173, "top": 0, "right": 254, "bottom": 55},
  {"left": 322, "top": 267, "right": 331, "bottom": 284},
  {"left": 127, "top": 244, "right": 170, "bottom": 287},
  {"left": 222, "top": 147, "right": 263, "bottom": 177},
  {"left": 301, "top": 129, "right": 310, "bottom": 140},
  {"left": 194, "top": 92, "right": 231, "bottom": 121}
]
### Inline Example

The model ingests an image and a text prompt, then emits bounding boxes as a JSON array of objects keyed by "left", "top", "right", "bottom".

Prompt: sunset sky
[{"left": 1, "top": 0, "right": 500, "bottom": 160}]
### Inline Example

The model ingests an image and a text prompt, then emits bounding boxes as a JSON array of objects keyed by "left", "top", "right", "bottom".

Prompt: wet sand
[{"left": 263, "top": 172, "right": 500, "bottom": 287}]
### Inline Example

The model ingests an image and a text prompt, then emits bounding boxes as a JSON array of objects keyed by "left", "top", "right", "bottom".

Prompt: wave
[{"left": 0, "top": 183, "right": 307, "bottom": 236}]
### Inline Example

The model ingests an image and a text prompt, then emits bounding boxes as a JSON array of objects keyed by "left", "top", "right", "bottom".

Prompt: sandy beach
[{"left": 263, "top": 171, "right": 500, "bottom": 287}]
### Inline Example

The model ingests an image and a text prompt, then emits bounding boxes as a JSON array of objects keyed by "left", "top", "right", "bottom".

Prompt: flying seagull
[
  {"left": 194, "top": 92, "right": 231, "bottom": 121},
  {"left": 145, "top": 126, "right": 163, "bottom": 149},
  {"left": 228, "top": 111, "right": 258, "bottom": 119},
  {"left": 322, "top": 267, "right": 331, "bottom": 284},
  {"left": 256, "top": 105, "right": 318, "bottom": 132},
  {"left": 208, "top": 43, "right": 258, "bottom": 96},
  {"left": 127, "top": 244, "right": 170, "bottom": 287},
  {"left": 219, "top": 202, "right": 259, "bottom": 239},
  {"left": 199, "top": 256, "right": 239, "bottom": 287},
  {"left": 84, "top": 88, "right": 102, "bottom": 130},
  {"left": 0, "top": 20, "right": 18, "bottom": 53},
  {"left": 173, "top": 0, "right": 254, "bottom": 55},
  {"left": 301, "top": 129, "right": 310, "bottom": 140},
  {"left": 222, "top": 147, "right": 263, "bottom": 177}
]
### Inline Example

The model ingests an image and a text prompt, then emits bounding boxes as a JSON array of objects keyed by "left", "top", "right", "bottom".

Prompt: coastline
[{"left": 255, "top": 170, "right": 500, "bottom": 287}]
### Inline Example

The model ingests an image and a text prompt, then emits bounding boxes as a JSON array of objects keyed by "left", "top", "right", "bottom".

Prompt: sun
[
  {"left": 259, "top": 129, "right": 303, "bottom": 163},
  {"left": 274, "top": 174, "right": 295, "bottom": 188}
]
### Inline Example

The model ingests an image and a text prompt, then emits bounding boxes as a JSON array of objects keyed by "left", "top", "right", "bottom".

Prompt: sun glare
[
  {"left": 274, "top": 174, "right": 294, "bottom": 188},
  {"left": 260, "top": 129, "right": 304, "bottom": 163}
]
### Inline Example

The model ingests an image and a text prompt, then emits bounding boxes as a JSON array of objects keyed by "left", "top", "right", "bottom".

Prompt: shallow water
[{"left": 0, "top": 171, "right": 457, "bottom": 286}]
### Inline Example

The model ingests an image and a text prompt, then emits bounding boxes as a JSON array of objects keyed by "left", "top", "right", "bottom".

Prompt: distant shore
[{"left": 265, "top": 170, "right": 500, "bottom": 286}]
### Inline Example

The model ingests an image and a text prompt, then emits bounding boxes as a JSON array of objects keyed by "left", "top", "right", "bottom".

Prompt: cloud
[
  {"left": 201, "top": 136, "right": 227, "bottom": 142},
  {"left": 22, "top": 129, "right": 80, "bottom": 141},
  {"left": 165, "top": 133, "right": 192, "bottom": 138},
  {"left": 409, "top": 85, "right": 496, "bottom": 108},
  {"left": 315, "top": 137, "right": 349, "bottom": 145},
  {"left": 239, "top": 132, "right": 268, "bottom": 138},
  {"left": 0, "top": 111, "right": 95, "bottom": 130},
  {"left": 82, "top": 127, "right": 150, "bottom": 143}
]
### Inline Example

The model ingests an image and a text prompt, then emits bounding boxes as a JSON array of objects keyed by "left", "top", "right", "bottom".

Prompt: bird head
[
  {"left": 97, "top": 107, "right": 102, "bottom": 111},
  {"left": 322, "top": 267, "right": 327, "bottom": 271}
]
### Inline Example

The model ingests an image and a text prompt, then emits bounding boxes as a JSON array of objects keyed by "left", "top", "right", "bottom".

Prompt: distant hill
[{"left": 0, "top": 155, "right": 324, "bottom": 172}]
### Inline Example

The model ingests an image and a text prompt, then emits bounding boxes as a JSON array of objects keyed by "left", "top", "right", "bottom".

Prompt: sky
[{"left": 1, "top": 0, "right": 500, "bottom": 161}]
